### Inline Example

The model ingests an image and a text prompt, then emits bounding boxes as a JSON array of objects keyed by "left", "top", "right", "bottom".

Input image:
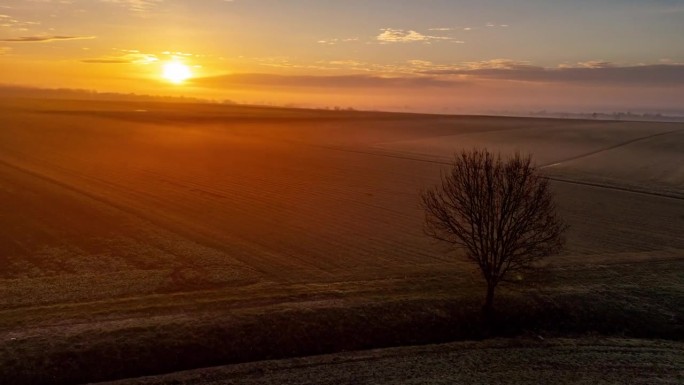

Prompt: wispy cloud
[
  {"left": 81, "top": 50, "right": 159, "bottom": 64},
  {"left": 193, "top": 73, "right": 459, "bottom": 89},
  {"left": 0, "top": 13, "right": 41, "bottom": 30},
  {"left": 420, "top": 62, "right": 684, "bottom": 86},
  {"left": 376, "top": 28, "right": 463, "bottom": 44},
  {"left": 573, "top": 60, "right": 615, "bottom": 69},
  {"left": 1, "top": 35, "right": 95, "bottom": 42},
  {"left": 460, "top": 59, "right": 537, "bottom": 70},
  {"left": 99, "top": 0, "right": 163, "bottom": 13},
  {"left": 317, "top": 37, "right": 359, "bottom": 45},
  {"left": 81, "top": 58, "right": 131, "bottom": 63},
  {"left": 429, "top": 26, "right": 474, "bottom": 32}
]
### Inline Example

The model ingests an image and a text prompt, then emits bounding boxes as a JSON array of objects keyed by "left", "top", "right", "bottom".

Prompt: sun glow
[{"left": 162, "top": 61, "right": 192, "bottom": 84}]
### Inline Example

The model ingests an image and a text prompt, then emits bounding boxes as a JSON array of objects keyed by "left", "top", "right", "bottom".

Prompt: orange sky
[{"left": 1, "top": 0, "right": 683, "bottom": 113}]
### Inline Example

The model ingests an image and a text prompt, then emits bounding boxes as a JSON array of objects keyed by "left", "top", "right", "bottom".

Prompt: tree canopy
[{"left": 421, "top": 149, "right": 567, "bottom": 314}]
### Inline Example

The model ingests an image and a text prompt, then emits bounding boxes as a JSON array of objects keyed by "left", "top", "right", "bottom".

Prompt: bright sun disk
[{"left": 162, "top": 61, "right": 192, "bottom": 84}]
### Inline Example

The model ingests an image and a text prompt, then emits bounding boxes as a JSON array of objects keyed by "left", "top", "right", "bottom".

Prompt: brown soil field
[{"left": 0, "top": 98, "right": 682, "bottom": 384}]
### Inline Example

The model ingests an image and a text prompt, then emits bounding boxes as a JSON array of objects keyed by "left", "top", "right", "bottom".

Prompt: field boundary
[{"left": 314, "top": 144, "right": 684, "bottom": 201}]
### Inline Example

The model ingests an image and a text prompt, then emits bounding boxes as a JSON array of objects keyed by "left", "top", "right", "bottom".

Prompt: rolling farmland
[{"left": 0, "top": 98, "right": 682, "bottom": 383}]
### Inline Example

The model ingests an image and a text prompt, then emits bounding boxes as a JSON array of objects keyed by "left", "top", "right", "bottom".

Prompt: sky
[{"left": 1, "top": 0, "right": 684, "bottom": 113}]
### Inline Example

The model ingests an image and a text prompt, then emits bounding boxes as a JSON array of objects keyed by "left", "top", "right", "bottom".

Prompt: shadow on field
[{"left": 3, "top": 288, "right": 682, "bottom": 385}]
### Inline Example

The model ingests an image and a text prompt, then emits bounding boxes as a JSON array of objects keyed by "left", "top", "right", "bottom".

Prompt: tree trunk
[{"left": 483, "top": 283, "right": 496, "bottom": 317}]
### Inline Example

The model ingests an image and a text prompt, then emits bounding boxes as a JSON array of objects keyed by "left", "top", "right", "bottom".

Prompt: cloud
[
  {"left": 0, "top": 46, "right": 10, "bottom": 55},
  {"left": 99, "top": 0, "right": 163, "bottom": 13},
  {"left": 81, "top": 58, "right": 131, "bottom": 63},
  {"left": 0, "top": 35, "right": 95, "bottom": 42},
  {"left": 407, "top": 60, "right": 434, "bottom": 67},
  {"left": 320, "top": 28, "right": 463, "bottom": 46},
  {"left": 376, "top": 28, "right": 462, "bottom": 44},
  {"left": 574, "top": 60, "right": 615, "bottom": 69},
  {"left": 193, "top": 73, "right": 460, "bottom": 90},
  {"left": 324, "top": 60, "right": 365, "bottom": 67},
  {"left": 459, "top": 59, "right": 537, "bottom": 70},
  {"left": 420, "top": 63, "right": 684, "bottom": 86},
  {"left": 485, "top": 23, "right": 509, "bottom": 28},
  {"left": 81, "top": 51, "right": 159, "bottom": 64},
  {"left": 0, "top": 13, "right": 41, "bottom": 30},
  {"left": 317, "top": 37, "right": 359, "bottom": 45}
]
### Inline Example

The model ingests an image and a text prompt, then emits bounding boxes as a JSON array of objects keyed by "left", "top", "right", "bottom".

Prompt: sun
[{"left": 162, "top": 61, "right": 192, "bottom": 84}]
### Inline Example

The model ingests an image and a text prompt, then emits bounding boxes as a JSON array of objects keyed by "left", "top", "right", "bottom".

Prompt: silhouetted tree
[{"left": 421, "top": 149, "right": 567, "bottom": 315}]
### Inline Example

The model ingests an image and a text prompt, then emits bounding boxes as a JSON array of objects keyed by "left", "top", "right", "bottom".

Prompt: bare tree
[{"left": 421, "top": 149, "right": 567, "bottom": 315}]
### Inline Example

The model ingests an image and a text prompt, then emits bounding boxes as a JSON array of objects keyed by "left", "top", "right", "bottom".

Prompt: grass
[
  {"left": 1, "top": 256, "right": 682, "bottom": 384},
  {"left": 99, "top": 338, "right": 684, "bottom": 385}
]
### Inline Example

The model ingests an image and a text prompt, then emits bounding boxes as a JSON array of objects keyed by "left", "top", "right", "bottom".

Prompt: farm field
[
  {"left": 0, "top": 98, "right": 682, "bottom": 384},
  {"left": 102, "top": 338, "right": 684, "bottom": 385}
]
